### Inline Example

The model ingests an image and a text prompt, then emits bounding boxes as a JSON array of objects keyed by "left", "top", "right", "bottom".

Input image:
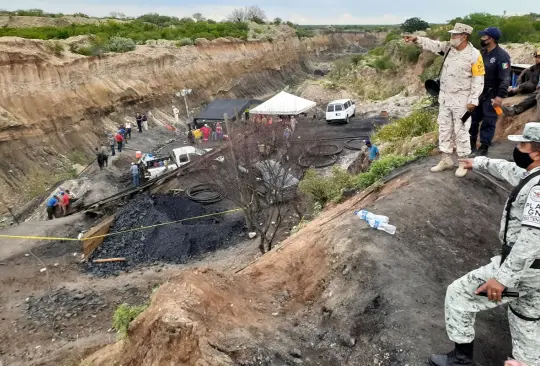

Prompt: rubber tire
[
  {"left": 306, "top": 144, "right": 343, "bottom": 156},
  {"left": 344, "top": 139, "right": 363, "bottom": 151},
  {"left": 345, "top": 116, "right": 350, "bottom": 124},
  {"left": 297, "top": 154, "right": 338, "bottom": 168}
]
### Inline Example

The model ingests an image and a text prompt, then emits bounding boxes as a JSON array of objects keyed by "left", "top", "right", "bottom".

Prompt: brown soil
[
  {"left": 0, "top": 32, "right": 374, "bottom": 214},
  {"left": 83, "top": 143, "right": 517, "bottom": 366}
]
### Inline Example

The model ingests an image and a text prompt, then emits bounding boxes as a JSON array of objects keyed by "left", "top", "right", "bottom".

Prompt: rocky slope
[
  {"left": 84, "top": 145, "right": 516, "bottom": 366},
  {"left": 0, "top": 32, "right": 374, "bottom": 212}
]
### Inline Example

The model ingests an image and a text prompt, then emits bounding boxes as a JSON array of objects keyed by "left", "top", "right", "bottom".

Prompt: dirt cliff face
[{"left": 0, "top": 33, "right": 371, "bottom": 212}]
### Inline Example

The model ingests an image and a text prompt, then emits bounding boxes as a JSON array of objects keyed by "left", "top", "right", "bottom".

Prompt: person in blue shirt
[
  {"left": 470, "top": 27, "right": 511, "bottom": 157},
  {"left": 130, "top": 162, "right": 140, "bottom": 187},
  {"left": 46, "top": 195, "right": 59, "bottom": 220},
  {"left": 365, "top": 140, "right": 379, "bottom": 165}
]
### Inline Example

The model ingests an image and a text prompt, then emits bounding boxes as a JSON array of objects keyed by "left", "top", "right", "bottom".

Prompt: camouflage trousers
[
  {"left": 446, "top": 256, "right": 540, "bottom": 366},
  {"left": 437, "top": 103, "right": 472, "bottom": 157}
]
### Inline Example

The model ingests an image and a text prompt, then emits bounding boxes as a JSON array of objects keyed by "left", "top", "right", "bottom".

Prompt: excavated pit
[{"left": 84, "top": 193, "right": 245, "bottom": 277}]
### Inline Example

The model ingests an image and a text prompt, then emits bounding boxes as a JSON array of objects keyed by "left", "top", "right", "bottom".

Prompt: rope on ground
[
  {"left": 185, "top": 184, "right": 225, "bottom": 204},
  {"left": 0, "top": 208, "right": 242, "bottom": 242}
]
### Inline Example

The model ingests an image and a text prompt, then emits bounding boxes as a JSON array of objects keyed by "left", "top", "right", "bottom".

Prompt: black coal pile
[
  {"left": 85, "top": 193, "right": 245, "bottom": 276},
  {"left": 24, "top": 288, "right": 107, "bottom": 338}
]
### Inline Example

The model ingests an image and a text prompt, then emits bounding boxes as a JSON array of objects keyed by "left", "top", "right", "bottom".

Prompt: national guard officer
[
  {"left": 470, "top": 27, "right": 512, "bottom": 156},
  {"left": 429, "top": 122, "right": 540, "bottom": 366},
  {"left": 404, "top": 23, "right": 485, "bottom": 177}
]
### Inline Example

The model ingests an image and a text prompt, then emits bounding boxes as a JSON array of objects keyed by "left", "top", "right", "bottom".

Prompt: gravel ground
[{"left": 85, "top": 193, "right": 245, "bottom": 276}]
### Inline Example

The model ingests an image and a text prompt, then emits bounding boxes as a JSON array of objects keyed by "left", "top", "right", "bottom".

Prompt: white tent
[{"left": 250, "top": 91, "right": 316, "bottom": 115}]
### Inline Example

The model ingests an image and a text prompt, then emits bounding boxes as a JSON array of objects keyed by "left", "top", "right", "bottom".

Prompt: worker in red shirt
[
  {"left": 201, "top": 124, "right": 211, "bottom": 143},
  {"left": 60, "top": 191, "right": 70, "bottom": 216},
  {"left": 115, "top": 131, "right": 124, "bottom": 152}
]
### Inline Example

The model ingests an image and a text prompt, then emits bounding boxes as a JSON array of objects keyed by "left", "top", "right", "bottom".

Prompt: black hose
[
  {"left": 297, "top": 154, "right": 338, "bottom": 168},
  {"left": 344, "top": 139, "right": 365, "bottom": 151},
  {"left": 307, "top": 143, "right": 343, "bottom": 156},
  {"left": 185, "top": 184, "right": 225, "bottom": 204}
]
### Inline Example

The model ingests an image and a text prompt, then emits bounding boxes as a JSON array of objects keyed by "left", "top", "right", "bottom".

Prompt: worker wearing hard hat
[{"left": 404, "top": 23, "right": 485, "bottom": 177}]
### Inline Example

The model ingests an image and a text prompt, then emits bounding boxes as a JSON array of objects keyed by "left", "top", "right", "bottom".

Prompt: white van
[{"left": 326, "top": 99, "right": 356, "bottom": 123}]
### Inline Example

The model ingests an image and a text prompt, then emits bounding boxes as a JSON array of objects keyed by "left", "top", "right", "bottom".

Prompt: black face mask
[
  {"left": 480, "top": 39, "right": 490, "bottom": 48},
  {"left": 513, "top": 147, "right": 535, "bottom": 169}
]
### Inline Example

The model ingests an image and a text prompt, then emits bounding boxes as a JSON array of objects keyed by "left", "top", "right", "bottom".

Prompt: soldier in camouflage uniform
[
  {"left": 405, "top": 24, "right": 485, "bottom": 177},
  {"left": 429, "top": 122, "right": 540, "bottom": 366}
]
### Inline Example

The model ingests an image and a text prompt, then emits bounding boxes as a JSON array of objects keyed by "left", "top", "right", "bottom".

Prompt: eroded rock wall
[{"left": 0, "top": 33, "right": 371, "bottom": 211}]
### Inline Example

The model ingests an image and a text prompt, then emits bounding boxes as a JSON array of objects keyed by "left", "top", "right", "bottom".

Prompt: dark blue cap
[{"left": 479, "top": 27, "right": 502, "bottom": 41}]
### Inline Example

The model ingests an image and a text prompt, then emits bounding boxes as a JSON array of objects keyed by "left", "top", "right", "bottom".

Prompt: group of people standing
[
  {"left": 97, "top": 112, "right": 150, "bottom": 169},
  {"left": 188, "top": 122, "right": 224, "bottom": 144},
  {"left": 46, "top": 190, "right": 76, "bottom": 220},
  {"left": 405, "top": 24, "right": 540, "bottom": 366}
]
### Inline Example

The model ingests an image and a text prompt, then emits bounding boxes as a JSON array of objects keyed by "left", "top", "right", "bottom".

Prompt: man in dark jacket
[
  {"left": 469, "top": 27, "right": 511, "bottom": 156},
  {"left": 509, "top": 50, "right": 540, "bottom": 96},
  {"left": 136, "top": 112, "right": 143, "bottom": 133}
]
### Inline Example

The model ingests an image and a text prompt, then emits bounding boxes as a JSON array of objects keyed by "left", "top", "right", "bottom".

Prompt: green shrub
[
  {"left": 368, "top": 46, "right": 385, "bottom": 56},
  {"left": 299, "top": 167, "right": 356, "bottom": 206},
  {"left": 399, "top": 44, "right": 421, "bottom": 63},
  {"left": 176, "top": 37, "right": 193, "bottom": 46},
  {"left": 112, "top": 303, "right": 148, "bottom": 338},
  {"left": 373, "top": 109, "right": 437, "bottom": 143},
  {"left": 356, "top": 155, "right": 412, "bottom": 189},
  {"left": 103, "top": 36, "right": 136, "bottom": 53},
  {"left": 351, "top": 54, "right": 364, "bottom": 65},
  {"left": 413, "top": 143, "right": 437, "bottom": 157},
  {"left": 384, "top": 32, "right": 401, "bottom": 44},
  {"left": 370, "top": 55, "right": 396, "bottom": 71},
  {"left": 45, "top": 40, "right": 64, "bottom": 56}
]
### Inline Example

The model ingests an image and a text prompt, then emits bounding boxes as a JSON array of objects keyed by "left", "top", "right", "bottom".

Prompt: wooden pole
[{"left": 93, "top": 257, "right": 126, "bottom": 263}]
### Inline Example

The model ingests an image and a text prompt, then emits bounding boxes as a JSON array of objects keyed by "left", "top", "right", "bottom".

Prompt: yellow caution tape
[{"left": 0, "top": 208, "right": 243, "bottom": 242}]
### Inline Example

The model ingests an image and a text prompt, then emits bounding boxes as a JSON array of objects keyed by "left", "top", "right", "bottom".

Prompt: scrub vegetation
[{"left": 299, "top": 109, "right": 438, "bottom": 207}]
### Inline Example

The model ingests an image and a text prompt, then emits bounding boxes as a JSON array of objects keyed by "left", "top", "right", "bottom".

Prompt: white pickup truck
[{"left": 140, "top": 146, "right": 222, "bottom": 180}]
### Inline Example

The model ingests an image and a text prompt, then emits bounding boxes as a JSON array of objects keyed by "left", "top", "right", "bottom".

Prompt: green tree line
[
  {"left": 0, "top": 18, "right": 249, "bottom": 42},
  {"left": 428, "top": 13, "right": 540, "bottom": 43}
]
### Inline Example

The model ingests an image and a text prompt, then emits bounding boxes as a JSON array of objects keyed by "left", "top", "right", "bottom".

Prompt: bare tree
[
  {"left": 192, "top": 12, "right": 205, "bottom": 22},
  {"left": 227, "top": 6, "right": 267, "bottom": 24},
  {"left": 196, "top": 116, "right": 306, "bottom": 254},
  {"left": 245, "top": 5, "right": 266, "bottom": 23},
  {"left": 227, "top": 8, "right": 246, "bottom": 22}
]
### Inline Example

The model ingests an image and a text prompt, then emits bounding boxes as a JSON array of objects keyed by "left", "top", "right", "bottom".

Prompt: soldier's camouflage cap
[
  {"left": 508, "top": 122, "right": 540, "bottom": 143},
  {"left": 448, "top": 23, "right": 473, "bottom": 35}
]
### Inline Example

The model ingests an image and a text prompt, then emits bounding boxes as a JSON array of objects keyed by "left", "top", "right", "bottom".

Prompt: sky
[{"left": 1, "top": 0, "right": 539, "bottom": 25}]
